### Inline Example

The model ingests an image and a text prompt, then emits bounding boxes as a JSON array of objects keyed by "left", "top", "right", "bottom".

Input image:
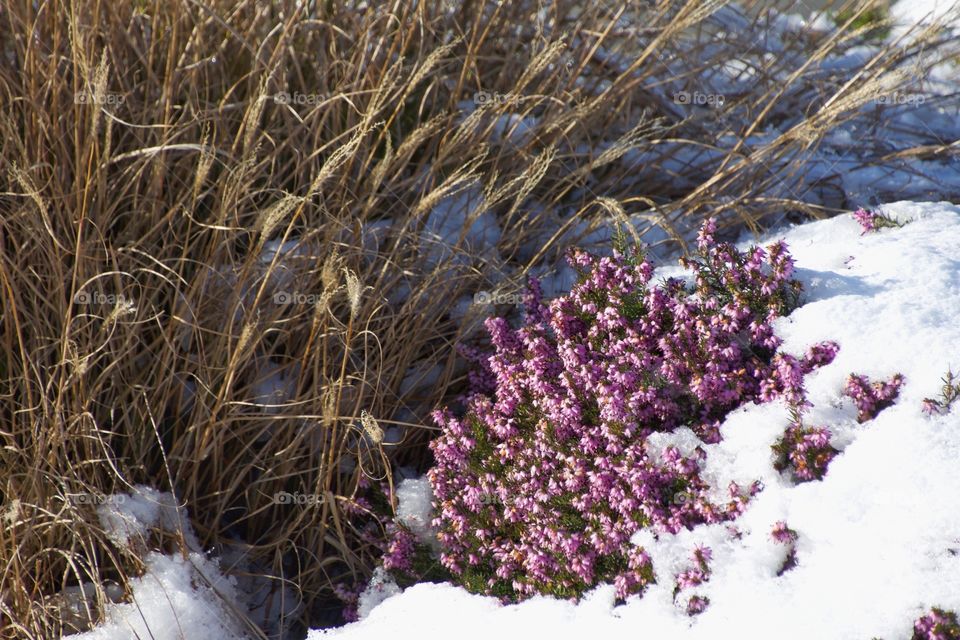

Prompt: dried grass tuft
[{"left": 0, "top": 0, "right": 957, "bottom": 636}]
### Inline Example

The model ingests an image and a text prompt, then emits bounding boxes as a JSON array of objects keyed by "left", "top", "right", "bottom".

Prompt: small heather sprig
[
  {"left": 913, "top": 607, "right": 960, "bottom": 640},
  {"left": 674, "top": 545, "right": 712, "bottom": 594},
  {"left": 770, "top": 521, "right": 798, "bottom": 545},
  {"left": 922, "top": 370, "right": 960, "bottom": 416},
  {"left": 425, "top": 219, "right": 833, "bottom": 602},
  {"left": 686, "top": 595, "right": 710, "bottom": 616},
  {"left": 760, "top": 342, "right": 839, "bottom": 414},
  {"left": 382, "top": 525, "right": 417, "bottom": 573},
  {"left": 771, "top": 521, "right": 798, "bottom": 575},
  {"left": 800, "top": 341, "right": 840, "bottom": 373},
  {"left": 332, "top": 582, "right": 364, "bottom": 623},
  {"left": 844, "top": 373, "right": 904, "bottom": 422},
  {"left": 772, "top": 423, "right": 837, "bottom": 482},
  {"left": 852, "top": 207, "right": 905, "bottom": 235},
  {"left": 674, "top": 545, "right": 712, "bottom": 616}
]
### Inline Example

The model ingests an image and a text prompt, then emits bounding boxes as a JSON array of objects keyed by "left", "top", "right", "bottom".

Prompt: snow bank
[
  {"left": 68, "top": 486, "right": 251, "bottom": 640},
  {"left": 310, "top": 201, "right": 960, "bottom": 640},
  {"left": 68, "top": 552, "right": 249, "bottom": 640}
]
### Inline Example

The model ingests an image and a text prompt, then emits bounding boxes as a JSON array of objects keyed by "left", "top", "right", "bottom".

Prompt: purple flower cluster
[
  {"left": 765, "top": 346, "right": 842, "bottom": 483},
  {"left": 772, "top": 422, "right": 837, "bottom": 482},
  {"left": 922, "top": 399, "right": 943, "bottom": 416},
  {"left": 852, "top": 207, "right": 904, "bottom": 234},
  {"left": 382, "top": 524, "right": 417, "bottom": 573},
  {"left": 675, "top": 545, "right": 713, "bottom": 592},
  {"left": 686, "top": 594, "right": 710, "bottom": 616},
  {"left": 770, "top": 520, "right": 798, "bottom": 545},
  {"left": 760, "top": 342, "right": 839, "bottom": 411},
  {"left": 674, "top": 545, "right": 712, "bottom": 613},
  {"left": 844, "top": 373, "right": 904, "bottom": 422},
  {"left": 427, "top": 220, "right": 834, "bottom": 602},
  {"left": 771, "top": 520, "right": 798, "bottom": 575},
  {"left": 913, "top": 608, "right": 960, "bottom": 640},
  {"left": 332, "top": 582, "right": 364, "bottom": 623}
]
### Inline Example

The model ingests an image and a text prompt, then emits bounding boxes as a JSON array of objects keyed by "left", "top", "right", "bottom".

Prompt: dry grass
[{"left": 0, "top": 0, "right": 957, "bottom": 637}]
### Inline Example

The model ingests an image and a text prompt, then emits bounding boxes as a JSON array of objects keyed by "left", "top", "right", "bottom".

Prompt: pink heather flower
[
  {"left": 693, "top": 544, "right": 712, "bottom": 565},
  {"left": 686, "top": 595, "right": 710, "bottom": 616},
  {"left": 800, "top": 341, "right": 839, "bottom": 373},
  {"left": 770, "top": 521, "right": 799, "bottom": 575},
  {"left": 675, "top": 567, "right": 707, "bottom": 591},
  {"left": 697, "top": 217, "right": 718, "bottom": 252},
  {"left": 382, "top": 525, "right": 417, "bottom": 573},
  {"left": 852, "top": 207, "right": 904, "bottom": 235},
  {"left": 844, "top": 373, "right": 904, "bottom": 422},
  {"left": 913, "top": 607, "right": 960, "bottom": 640},
  {"left": 772, "top": 423, "right": 837, "bottom": 482},
  {"left": 332, "top": 582, "right": 364, "bottom": 623},
  {"left": 675, "top": 545, "right": 713, "bottom": 594},
  {"left": 853, "top": 208, "right": 877, "bottom": 234},
  {"left": 922, "top": 398, "right": 944, "bottom": 416},
  {"left": 771, "top": 521, "right": 798, "bottom": 545}
]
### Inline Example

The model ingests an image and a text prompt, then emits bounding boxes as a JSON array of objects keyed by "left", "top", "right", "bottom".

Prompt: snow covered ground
[
  {"left": 311, "top": 201, "right": 960, "bottom": 640},
  {"left": 67, "top": 201, "right": 960, "bottom": 640}
]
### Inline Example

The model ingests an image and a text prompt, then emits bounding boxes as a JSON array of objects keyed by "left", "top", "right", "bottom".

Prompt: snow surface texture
[
  {"left": 311, "top": 201, "right": 960, "bottom": 640},
  {"left": 68, "top": 552, "right": 248, "bottom": 640},
  {"left": 95, "top": 486, "right": 198, "bottom": 550},
  {"left": 394, "top": 477, "right": 438, "bottom": 552},
  {"left": 420, "top": 182, "right": 501, "bottom": 269},
  {"left": 69, "top": 486, "right": 251, "bottom": 640},
  {"left": 891, "top": 0, "right": 960, "bottom": 30}
]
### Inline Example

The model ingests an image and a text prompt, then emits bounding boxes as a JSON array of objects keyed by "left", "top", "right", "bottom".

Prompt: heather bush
[
  {"left": 424, "top": 220, "right": 838, "bottom": 602},
  {"left": 772, "top": 423, "right": 838, "bottom": 482},
  {"left": 844, "top": 373, "right": 904, "bottom": 422}
]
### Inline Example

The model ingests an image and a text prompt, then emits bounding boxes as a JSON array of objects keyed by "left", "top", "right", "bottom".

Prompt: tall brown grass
[{"left": 0, "top": 0, "right": 957, "bottom": 636}]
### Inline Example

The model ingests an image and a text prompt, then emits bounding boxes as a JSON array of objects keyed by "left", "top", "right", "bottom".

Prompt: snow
[
  {"left": 394, "top": 477, "right": 437, "bottom": 550},
  {"left": 420, "top": 183, "right": 501, "bottom": 268},
  {"left": 95, "top": 486, "right": 199, "bottom": 551},
  {"left": 259, "top": 237, "right": 320, "bottom": 292},
  {"left": 356, "top": 568, "right": 401, "bottom": 620},
  {"left": 309, "top": 201, "right": 960, "bottom": 640},
  {"left": 218, "top": 541, "right": 303, "bottom": 639},
  {"left": 67, "top": 552, "right": 249, "bottom": 640},
  {"left": 891, "top": 0, "right": 960, "bottom": 29},
  {"left": 489, "top": 114, "right": 538, "bottom": 146},
  {"left": 361, "top": 218, "right": 394, "bottom": 258},
  {"left": 68, "top": 486, "right": 251, "bottom": 639},
  {"left": 398, "top": 362, "right": 445, "bottom": 397}
]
